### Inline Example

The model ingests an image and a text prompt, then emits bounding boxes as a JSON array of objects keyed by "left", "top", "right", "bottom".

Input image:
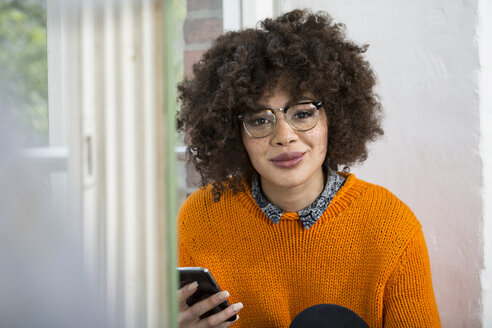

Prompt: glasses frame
[{"left": 238, "top": 101, "right": 323, "bottom": 138}]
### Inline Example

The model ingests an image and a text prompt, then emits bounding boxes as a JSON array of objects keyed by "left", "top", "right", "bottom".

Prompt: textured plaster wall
[
  {"left": 479, "top": 0, "right": 492, "bottom": 325},
  {"left": 281, "top": 1, "right": 483, "bottom": 326}
]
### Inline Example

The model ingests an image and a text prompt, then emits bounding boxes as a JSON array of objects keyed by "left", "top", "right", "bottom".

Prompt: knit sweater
[{"left": 177, "top": 173, "right": 441, "bottom": 327}]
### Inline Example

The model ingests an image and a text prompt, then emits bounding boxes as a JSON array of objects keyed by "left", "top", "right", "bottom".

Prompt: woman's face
[{"left": 241, "top": 88, "right": 328, "bottom": 193}]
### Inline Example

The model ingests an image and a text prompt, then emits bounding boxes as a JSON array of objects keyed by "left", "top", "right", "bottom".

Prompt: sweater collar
[{"left": 250, "top": 168, "right": 346, "bottom": 229}]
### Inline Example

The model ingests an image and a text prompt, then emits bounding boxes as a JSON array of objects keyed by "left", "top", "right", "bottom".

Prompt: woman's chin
[{"left": 261, "top": 172, "right": 314, "bottom": 191}]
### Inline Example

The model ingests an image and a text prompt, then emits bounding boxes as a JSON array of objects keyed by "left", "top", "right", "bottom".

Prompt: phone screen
[{"left": 177, "top": 267, "right": 237, "bottom": 322}]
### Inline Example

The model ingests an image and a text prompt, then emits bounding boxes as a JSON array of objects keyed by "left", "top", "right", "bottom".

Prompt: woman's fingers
[
  {"left": 179, "top": 288, "right": 243, "bottom": 327},
  {"left": 179, "top": 289, "right": 225, "bottom": 325},
  {"left": 183, "top": 290, "right": 229, "bottom": 323},
  {"left": 215, "top": 315, "right": 239, "bottom": 328},
  {"left": 195, "top": 302, "right": 243, "bottom": 328},
  {"left": 178, "top": 282, "right": 198, "bottom": 309}
]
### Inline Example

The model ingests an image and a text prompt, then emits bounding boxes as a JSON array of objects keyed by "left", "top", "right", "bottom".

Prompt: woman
[{"left": 176, "top": 9, "right": 440, "bottom": 328}]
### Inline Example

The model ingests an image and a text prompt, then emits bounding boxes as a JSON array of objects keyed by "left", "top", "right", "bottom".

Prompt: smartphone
[{"left": 177, "top": 267, "right": 237, "bottom": 322}]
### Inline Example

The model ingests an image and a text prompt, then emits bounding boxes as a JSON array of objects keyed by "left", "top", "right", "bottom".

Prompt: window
[{"left": 0, "top": 0, "right": 48, "bottom": 147}]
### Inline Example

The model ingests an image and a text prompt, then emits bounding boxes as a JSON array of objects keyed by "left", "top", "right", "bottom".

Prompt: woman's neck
[{"left": 260, "top": 168, "right": 325, "bottom": 212}]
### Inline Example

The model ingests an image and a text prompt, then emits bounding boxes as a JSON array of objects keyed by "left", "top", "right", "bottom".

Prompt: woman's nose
[{"left": 270, "top": 115, "right": 298, "bottom": 146}]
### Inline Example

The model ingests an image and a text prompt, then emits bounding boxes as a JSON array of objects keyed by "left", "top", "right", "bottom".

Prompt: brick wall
[
  {"left": 183, "top": 0, "right": 223, "bottom": 78},
  {"left": 182, "top": 0, "right": 223, "bottom": 192}
]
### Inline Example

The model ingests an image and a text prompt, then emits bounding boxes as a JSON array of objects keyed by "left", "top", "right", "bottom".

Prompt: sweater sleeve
[
  {"left": 177, "top": 204, "right": 196, "bottom": 268},
  {"left": 178, "top": 241, "right": 195, "bottom": 267},
  {"left": 383, "top": 229, "right": 441, "bottom": 327}
]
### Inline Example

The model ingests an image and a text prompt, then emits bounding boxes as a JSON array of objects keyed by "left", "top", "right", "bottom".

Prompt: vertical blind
[{"left": 50, "top": 0, "right": 173, "bottom": 326}]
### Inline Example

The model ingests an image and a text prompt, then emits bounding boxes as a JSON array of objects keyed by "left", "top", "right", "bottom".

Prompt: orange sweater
[{"left": 177, "top": 173, "right": 441, "bottom": 327}]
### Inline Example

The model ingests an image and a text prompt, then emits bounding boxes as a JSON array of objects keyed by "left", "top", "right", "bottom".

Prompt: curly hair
[{"left": 177, "top": 9, "right": 383, "bottom": 201}]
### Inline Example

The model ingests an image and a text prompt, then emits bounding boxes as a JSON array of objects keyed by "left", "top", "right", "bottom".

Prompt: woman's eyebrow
[
  {"left": 255, "top": 102, "right": 289, "bottom": 109},
  {"left": 255, "top": 96, "right": 315, "bottom": 109},
  {"left": 297, "top": 96, "right": 315, "bottom": 102},
  {"left": 256, "top": 103, "right": 271, "bottom": 109}
]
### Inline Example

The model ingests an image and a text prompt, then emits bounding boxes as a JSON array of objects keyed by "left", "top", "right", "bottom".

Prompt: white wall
[
  {"left": 280, "top": 1, "right": 483, "bottom": 326},
  {"left": 479, "top": 0, "right": 492, "bottom": 325}
]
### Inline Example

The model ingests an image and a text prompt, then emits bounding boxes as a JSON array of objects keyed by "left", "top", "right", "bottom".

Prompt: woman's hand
[{"left": 178, "top": 282, "right": 243, "bottom": 328}]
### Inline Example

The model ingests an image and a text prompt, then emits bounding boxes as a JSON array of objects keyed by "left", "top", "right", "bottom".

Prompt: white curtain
[{"left": 48, "top": 0, "right": 170, "bottom": 327}]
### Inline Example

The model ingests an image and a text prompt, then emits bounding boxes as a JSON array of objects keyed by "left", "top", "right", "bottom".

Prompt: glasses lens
[
  {"left": 243, "top": 110, "right": 275, "bottom": 137},
  {"left": 286, "top": 103, "right": 319, "bottom": 131}
]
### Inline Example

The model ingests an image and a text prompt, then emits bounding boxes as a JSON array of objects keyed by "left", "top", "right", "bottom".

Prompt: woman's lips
[{"left": 271, "top": 152, "right": 305, "bottom": 168}]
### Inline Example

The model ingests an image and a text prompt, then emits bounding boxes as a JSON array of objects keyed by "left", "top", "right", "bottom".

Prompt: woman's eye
[
  {"left": 251, "top": 117, "right": 270, "bottom": 126},
  {"left": 292, "top": 111, "right": 314, "bottom": 119}
]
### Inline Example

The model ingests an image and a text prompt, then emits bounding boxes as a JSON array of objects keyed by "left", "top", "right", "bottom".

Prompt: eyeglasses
[{"left": 238, "top": 101, "right": 323, "bottom": 138}]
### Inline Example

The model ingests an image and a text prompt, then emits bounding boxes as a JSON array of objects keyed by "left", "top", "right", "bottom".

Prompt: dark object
[
  {"left": 177, "top": 267, "right": 237, "bottom": 322},
  {"left": 290, "top": 304, "right": 369, "bottom": 328}
]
